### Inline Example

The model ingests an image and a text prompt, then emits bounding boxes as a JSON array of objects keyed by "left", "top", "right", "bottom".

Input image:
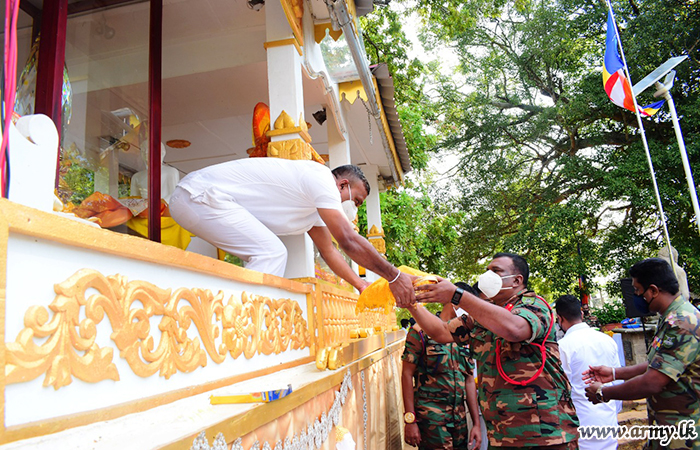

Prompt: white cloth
[
  {"left": 559, "top": 322, "right": 621, "bottom": 450},
  {"left": 169, "top": 158, "right": 343, "bottom": 276}
]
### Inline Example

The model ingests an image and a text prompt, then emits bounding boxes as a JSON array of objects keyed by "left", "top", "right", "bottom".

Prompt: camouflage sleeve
[
  {"left": 447, "top": 314, "right": 472, "bottom": 346},
  {"left": 512, "top": 297, "right": 551, "bottom": 344},
  {"left": 648, "top": 320, "right": 700, "bottom": 382},
  {"left": 402, "top": 327, "right": 423, "bottom": 365}
]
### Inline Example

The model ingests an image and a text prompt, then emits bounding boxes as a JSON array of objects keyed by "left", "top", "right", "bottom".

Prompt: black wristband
[{"left": 451, "top": 287, "right": 464, "bottom": 305}]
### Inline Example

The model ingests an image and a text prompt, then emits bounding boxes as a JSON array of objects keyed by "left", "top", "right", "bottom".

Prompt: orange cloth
[
  {"left": 72, "top": 191, "right": 133, "bottom": 228},
  {"left": 356, "top": 266, "right": 433, "bottom": 313}
]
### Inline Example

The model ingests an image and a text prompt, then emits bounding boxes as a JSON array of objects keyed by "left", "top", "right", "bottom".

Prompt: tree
[{"left": 363, "top": 0, "right": 700, "bottom": 298}]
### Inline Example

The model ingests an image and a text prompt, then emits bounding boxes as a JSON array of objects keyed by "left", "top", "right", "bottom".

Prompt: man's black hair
[
  {"left": 629, "top": 258, "right": 680, "bottom": 295},
  {"left": 555, "top": 295, "right": 582, "bottom": 322},
  {"left": 400, "top": 318, "right": 410, "bottom": 328},
  {"left": 493, "top": 252, "right": 529, "bottom": 287},
  {"left": 332, "top": 165, "right": 371, "bottom": 196},
  {"left": 409, "top": 318, "right": 416, "bottom": 326}
]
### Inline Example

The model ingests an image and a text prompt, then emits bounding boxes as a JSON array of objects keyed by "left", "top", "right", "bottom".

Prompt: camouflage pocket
[{"left": 425, "top": 345, "right": 448, "bottom": 373}]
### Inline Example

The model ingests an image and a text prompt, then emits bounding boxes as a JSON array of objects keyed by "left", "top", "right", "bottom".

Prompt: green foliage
[
  {"left": 63, "top": 165, "right": 94, "bottom": 204},
  {"left": 363, "top": 0, "right": 700, "bottom": 296},
  {"left": 590, "top": 299, "right": 627, "bottom": 326}
]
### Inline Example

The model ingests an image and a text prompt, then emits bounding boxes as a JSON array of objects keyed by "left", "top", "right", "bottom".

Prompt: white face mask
[
  {"left": 341, "top": 184, "right": 358, "bottom": 223},
  {"left": 477, "top": 270, "right": 516, "bottom": 298}
]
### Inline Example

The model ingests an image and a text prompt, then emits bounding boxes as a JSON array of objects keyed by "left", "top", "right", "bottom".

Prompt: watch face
[
  {"left": 451, "top": 287, "right": 464, "bottom": 305},
  {"left": 404, "top": 411, "right": 416, "bottom": 424}
]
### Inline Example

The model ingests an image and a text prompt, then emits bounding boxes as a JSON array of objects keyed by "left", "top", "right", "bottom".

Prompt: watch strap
[{"left": 451, "top": 287, "right": 464, "bottom": 305}]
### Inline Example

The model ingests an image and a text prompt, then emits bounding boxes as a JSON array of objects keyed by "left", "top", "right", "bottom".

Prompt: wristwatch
[
  {"left": 595, "top": 385, "right": 607, "bottom": 403},
  {"left": 451, "top": 287, "right": 464, "bottom": 306},
  {"left": 404, "top": 411, "right": 416, "bottom": 424}
]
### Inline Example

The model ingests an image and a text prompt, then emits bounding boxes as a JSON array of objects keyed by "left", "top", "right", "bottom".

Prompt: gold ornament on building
[
  {"left": 367, "top": 224, "right": 386, "bottom": 254},
  {"left": 5, "top": 269, "right": 310, "bottom": 389}
]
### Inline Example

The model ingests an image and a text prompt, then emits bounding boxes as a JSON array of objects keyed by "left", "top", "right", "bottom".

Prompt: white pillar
[
  {"left": 363, "top": 165, "right": 382, "bottom": 231},
  {"left": 265, "top": 0, "right": 314, "bottom": 279},
  {"left": 266, "top": 0, "right": 304, "bottom": 142},
  {"left": 361, "top": 164, "right": 383, "bottom": 283},
  {"left": 328, "top": 109, "right": 351, "bottom": 168}
]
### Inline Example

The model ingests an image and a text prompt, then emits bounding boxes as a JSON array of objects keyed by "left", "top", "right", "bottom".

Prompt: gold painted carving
[
  {"left": 321, "top": 290, "right": 360, "bottom": 347},
  {"left": 267, "top": 138, "right": 313, "bottom": 161},
  {"left": 279, "top": 0, "right": 304, "bottom": 47},
  {"left": 338, "top": 80, "right": 368, "bottom": 104},
  {"left": 367, "top": 225, "right": 386, "bottom": 254},
  {"left": 267, "top": 138, "right": 326, "bottom": 164},
  {"left": 268, "top": 111, "right": 312, "bottom": 143},
  {"left": 368, "top": 237, "right": 386, "bottom": 254},
  {"left": 314, "top": 23, "right": 343, "bottom": 43},
  {"left": 5, "top": 269, "right": 310, "bottom": 389}
]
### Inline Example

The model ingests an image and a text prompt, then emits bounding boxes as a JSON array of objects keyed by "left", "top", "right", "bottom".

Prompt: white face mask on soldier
[
  {"left": 477, "top": 270, "right": 516, "bottom": 298},
  {"left": 341, "top": 184, "right": 358, "bottom": 223}
]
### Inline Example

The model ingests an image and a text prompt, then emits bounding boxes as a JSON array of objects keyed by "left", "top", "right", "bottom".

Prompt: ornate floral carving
[{"left": 5, "top": 269, "right": 310, "bottom": 389}]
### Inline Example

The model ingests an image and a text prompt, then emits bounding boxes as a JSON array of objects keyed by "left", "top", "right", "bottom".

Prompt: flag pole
[
  {"left": 654, "top": 80, "right": 700, "bottom": 235},
  {"left": 605, "top": 0, "right": 676, "bottom": 270}
]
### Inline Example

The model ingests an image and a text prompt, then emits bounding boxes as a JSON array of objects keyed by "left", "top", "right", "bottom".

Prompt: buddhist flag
[{"left": 603, "top": 10, "right": 664, "bottom": 116}]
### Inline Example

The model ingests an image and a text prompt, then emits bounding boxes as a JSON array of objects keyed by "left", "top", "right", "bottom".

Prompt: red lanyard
[{"left": 495, "top": 295, "right": 554, "bottom": 386}]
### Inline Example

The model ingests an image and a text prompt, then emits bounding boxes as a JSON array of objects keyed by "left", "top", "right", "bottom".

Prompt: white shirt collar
[{"left": 563, "top": 321, "right": 589, "bottom": 338}]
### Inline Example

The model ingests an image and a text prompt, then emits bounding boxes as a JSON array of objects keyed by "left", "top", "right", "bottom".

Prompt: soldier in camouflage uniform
[
  {"left": 584, "top": 258, "right": 700, "bottom": 450},
  {"left": 401, "top": 308, "right": 481, "bottom": 449},
  {"left": 405, "top": 253, "right": 579, "bottom": 449}
]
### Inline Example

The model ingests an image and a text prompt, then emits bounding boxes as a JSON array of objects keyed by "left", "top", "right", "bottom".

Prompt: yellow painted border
[
  {"left": 0, "top": 199, "right": 311, "bottom": 295},
  {"left": 279, "top": 0, "right": 304, "bottom": 48},
  {"left": 1, "top": 357, "right": 313, "bottom": 445},
  {"left": 372, "top": 77, "right": 404, "bottom": 183},
  {"left": 159, "top": 339, "right": 406, "bottom": 450},
  {"left": 263, "top": 38, "right": 302, "bottom": 56}
]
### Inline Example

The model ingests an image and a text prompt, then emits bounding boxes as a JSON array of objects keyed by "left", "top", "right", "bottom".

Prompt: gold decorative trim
[
  {"left": 6, "top": 269, "right": 311, "bottom": 389},
  {"left": 279, "top": 0, "right": 304, "bottom": 47},
  {"left": 267, "top": 111, "right": 312, "bottom": 143},
  {"left": 263, "top": 38, "right": 302, "bottom": 56},
  {"left": 367, "top": 237, "right": 386, "bottom": 254},
  {"left": 160, "top": 340, "right": 406, "bottom": 450},
  {"left": 338, "top": 80, "right": 367, "bottom": 105},
  {"left": 367, "top": 224, "right": 384, "bottom": 238},
  {"left": 1, "top": 356, "right": 313, "bottom": 445},
  {"left": 314, "top": 23, "right": 342, "bottom": 43}
]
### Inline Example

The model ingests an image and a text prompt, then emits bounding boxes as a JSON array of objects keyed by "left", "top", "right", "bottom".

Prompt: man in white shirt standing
[
  {"left": 556, "top": 294, "right": 621, "bottom": 450},
  {"left": 169, "top": 159, "right": 414, "bottom": 303}
]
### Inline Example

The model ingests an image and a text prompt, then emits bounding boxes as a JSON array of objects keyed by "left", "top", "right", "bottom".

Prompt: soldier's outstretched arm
[
  {"left": 406, "top": 303, "right": 454, "bottom": 343},
  {"left": 585, "top": 367, "right": 671, "bottom": 404},
  {"left": 415, "top": 278, "right": 532, "bottom": 342}
]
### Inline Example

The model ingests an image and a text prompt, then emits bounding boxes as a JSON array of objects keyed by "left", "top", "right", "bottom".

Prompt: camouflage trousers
[
  {"left": 488, "top": 440, "right": 578, "bottom": 450},
  {"left": 416, "top": 398, "right": 469, "bottom": 450},
  {"left": 417, "top": 421, "right": 469, "bottom": 450}
]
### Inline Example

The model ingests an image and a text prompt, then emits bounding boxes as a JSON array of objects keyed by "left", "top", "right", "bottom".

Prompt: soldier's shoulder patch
[{"left": 519, "top": 296, "right": 537, "bottom": 306}]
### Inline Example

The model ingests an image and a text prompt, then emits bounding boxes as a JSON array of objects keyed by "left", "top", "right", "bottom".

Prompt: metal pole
[
  {"left": 605, "top": 1, "right": 676, "bottom": 270},
  {"left": 659, "top": 89, "right": 700, "bottom": 235}
]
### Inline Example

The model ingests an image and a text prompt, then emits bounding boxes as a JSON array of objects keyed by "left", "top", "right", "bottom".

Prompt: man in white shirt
[
  {"left": 169, "top": 159, "right": 414, "bottom": 303},
  {"left": 555, "top": 294, "right": 621, "bottom": 450}
]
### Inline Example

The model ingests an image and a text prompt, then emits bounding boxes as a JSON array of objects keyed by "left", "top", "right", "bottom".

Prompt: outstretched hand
[
  {"left": 582, "top": 365, "right": 613, "bottom": 384},
  {"left": 415, "top": 277, "right": 456, "bottom": 305},
  {"left": 390, "top": 272, "right": 417, "bottom": 308},
  {"left": 585, "top": 381, "right": 603, "bottom": 404}
]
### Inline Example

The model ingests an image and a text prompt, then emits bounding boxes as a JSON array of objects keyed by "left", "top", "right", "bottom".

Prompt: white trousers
[{"left": 169, "top": 186, "right": 288, "bottom": 276}]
